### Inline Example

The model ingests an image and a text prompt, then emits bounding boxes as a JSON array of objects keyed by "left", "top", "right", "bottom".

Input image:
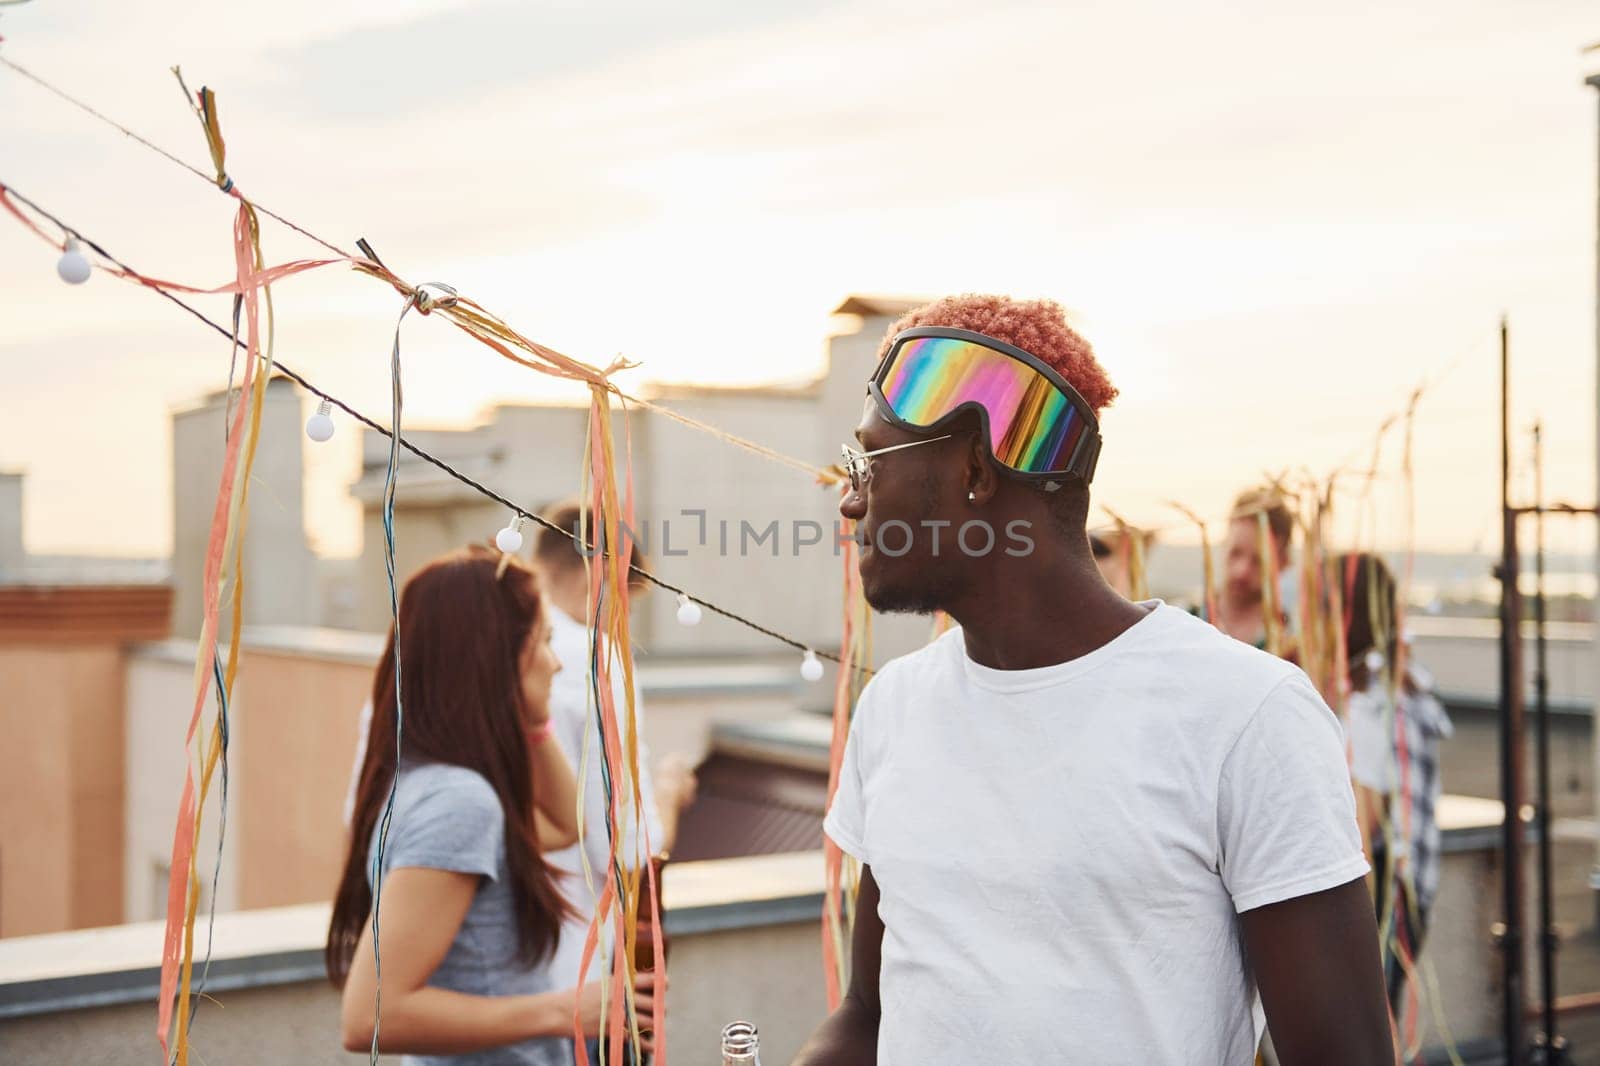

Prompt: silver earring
[{"left": 967, "top": 491, "right": 976, "bottom": 502}]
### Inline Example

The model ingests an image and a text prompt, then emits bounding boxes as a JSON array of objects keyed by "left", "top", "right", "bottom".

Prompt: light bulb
[
  {"left": 495, "top": 517, "right": 525, "bottom": 554},
  {"left": 57, "top": 238, "right": 91, "bottom": 285},
  {"left": 676, "top": 594, "right": 703, "bottom": 626},
  {"left": 800, "top": 650, "right": 824, "bottom": 682},
  {"left": 305, "top": 399, "right": 335, "bottom": 442}
]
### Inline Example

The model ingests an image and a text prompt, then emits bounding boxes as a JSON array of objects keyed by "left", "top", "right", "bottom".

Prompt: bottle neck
[{"left": 721, "top": 1021, "right": 760, "bottom": 1065}]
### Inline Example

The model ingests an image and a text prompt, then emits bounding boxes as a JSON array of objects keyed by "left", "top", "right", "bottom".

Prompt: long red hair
[{"left": 325, "top": 545, "right": 574, "bottom": 986}]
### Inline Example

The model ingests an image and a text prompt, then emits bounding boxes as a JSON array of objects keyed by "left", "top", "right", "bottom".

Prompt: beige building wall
[
  {"left": 356, "top": 499, "right": 502, "bottom": 631},
  {"left": 341, "top": 306, "right": 940, "bottom": 673},
  {"left": 171, "top": 377, "right": 316, "bottom": 639},
  {"left": 632, "top": 307, "right": 939, "bottom": 670},
  {"left": 633, "top": 384, "right": 838, "bottom": 660},
  {"left": 235, "top": 643, "right": 373, "bottom": 910},
  {"left": 0, "top": 644, "right": 125, "bottom": 936},
  {"left": 123, "top": 640, "right": 241, "bottom": 925},
  {"left": 351, "top": 407, "right": 591, "bottom": 633},
  {"left": 118, "top": 628, "right": 795, "bottom": 928},
  {"left": 122, "top": 631, "right": 377, "bottom": 928}
]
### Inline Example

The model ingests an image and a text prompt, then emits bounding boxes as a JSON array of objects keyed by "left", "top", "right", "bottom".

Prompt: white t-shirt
[
  {"left": 1345, "top": 684, "right": 1397, "bottom": 795},
  {"left": 823, "top": 602, "right": 1367, "bottom": 1066},
  {"left": 342, "top": 604, "right": 664, "bottom": 991},
  {"left": 542, "top": 604, "right": 665, "bottom": 990}
]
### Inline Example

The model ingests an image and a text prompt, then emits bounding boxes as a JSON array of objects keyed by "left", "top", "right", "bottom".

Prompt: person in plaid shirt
[{"left": 1338, "top": 553, "right": 1454, "bottom": 1010}]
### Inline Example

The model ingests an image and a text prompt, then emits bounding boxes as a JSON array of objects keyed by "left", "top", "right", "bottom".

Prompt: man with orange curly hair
[{"left": 794, "top": 295, "right": 1389, "bottom": 1065}]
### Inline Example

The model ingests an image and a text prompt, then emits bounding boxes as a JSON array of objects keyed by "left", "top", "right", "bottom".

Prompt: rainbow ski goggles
[{"left": 869, "top": 326, "right": 1103, "bottom": 484}]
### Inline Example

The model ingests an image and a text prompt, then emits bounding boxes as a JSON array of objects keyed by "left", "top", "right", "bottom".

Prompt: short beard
[
  {"left": 859, "top": 468, "right": 964, "bottom": 615},
  {"left": 861, "top": 569, "right": 961, "bottom": 616}
]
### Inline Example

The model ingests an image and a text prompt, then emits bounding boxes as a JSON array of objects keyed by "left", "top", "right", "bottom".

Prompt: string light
[
  {"left": 0, "top": 180, "right": 863, "bottom": 676},
  {"left": 495, "top": 514, "right": 525, "bottom": 554},
  {"left": 801, "top": 649, "right": 824, "bottom": 682},
  {"left": 675, "top": 593, "right": 703, "bottom": 626},
  {"left": 56, "top": 236, "right": 90, "bottom": 284},
  {"left": 305, "top": 398, "right": 335, "bottom": 442}
]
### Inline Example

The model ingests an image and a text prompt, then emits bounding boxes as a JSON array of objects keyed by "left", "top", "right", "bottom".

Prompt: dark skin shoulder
[{"left": 1242, "top": 876, "right": 1393, "bottom": 1065}]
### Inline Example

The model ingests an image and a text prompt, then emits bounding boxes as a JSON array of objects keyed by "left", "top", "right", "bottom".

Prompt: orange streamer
[
  {"left": 572, "top": 390, "right": 664, "bottom": 1066},
  {"left": 158, "top": 189, "right": 273, "bottom": 1060}
]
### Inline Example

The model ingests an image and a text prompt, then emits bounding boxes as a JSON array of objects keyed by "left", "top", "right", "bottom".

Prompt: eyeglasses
[
  {"left": 870, "top": 326, "right": 1102, "bottom": 484},
  {"left": 840, "top": 434, "right": 952, "bottom": 493}
]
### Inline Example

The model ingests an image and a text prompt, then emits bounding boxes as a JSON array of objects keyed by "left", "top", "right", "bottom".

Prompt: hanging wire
[
  {"left": 1, "top": 55, "right": 843, "bottom": 489},
  {"left": 172, "top": 650, "right": 230, "bottom": 1056},
  {"left": 0, "top": 169, "right": 1492, "bottom": 670},
  {"left": 0, "top": 180, "right": 860, "bottom": 671},
  {"left": 364, "top": 287, "right": 424, "bottom": 1064}
]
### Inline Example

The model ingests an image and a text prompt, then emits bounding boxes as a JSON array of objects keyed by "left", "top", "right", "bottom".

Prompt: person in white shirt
[
  {"left": 794, "top": 294, "right": 1390, "bottom": 1066},
  {"left": 342, "top": 510, "right": 695, "bottom": 1063},
  {"left": 528, "top": 500, "right": 696, "bottom": 1056},
  {"left": 1337, "top": 551, "right": 1453, "bottom": 1014}
]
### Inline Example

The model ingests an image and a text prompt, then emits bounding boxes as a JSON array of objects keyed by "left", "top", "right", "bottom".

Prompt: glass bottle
[{"left": 721, "top": 1021, "right": 761, "bottom": 1065}]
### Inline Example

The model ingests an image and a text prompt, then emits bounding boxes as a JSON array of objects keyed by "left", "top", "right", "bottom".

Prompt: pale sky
[{"left": 1, "top": 0, "right": 1597, "bottom": 560}]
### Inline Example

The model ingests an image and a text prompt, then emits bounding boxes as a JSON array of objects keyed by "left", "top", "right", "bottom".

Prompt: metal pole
[
  {"left": 1532, "top": 423, "right": 1566, "bottom": 1062},
  {"left": 1585, "top": 65, "right": 1600, "bottom": 980},
  {"left": 1501, "top": 316, "right": 1528, "bottom": 1065}
]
